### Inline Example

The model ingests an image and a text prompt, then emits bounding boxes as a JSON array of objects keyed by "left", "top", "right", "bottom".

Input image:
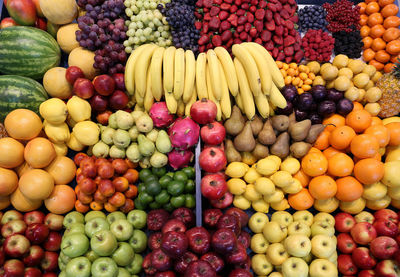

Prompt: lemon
[
  {"left": 282, "top": 179, "right": 302, "bottom": 194},
  {"left": 353, "top": 73, "right": 370, "bottom": 89},
  {"left": 244, "top": 167, "right": 261, "bottom": 184},
  {"left": 386, "top": 147, "right": 400, "bottom": 162},
  {"left": 67, "top": 96, "right": 92, "bottom": 123},
  {"left": 338, "top": 67, "right": 353, "bottom": 79},
  {"left": 226, "top": 178, "right": 247, "bottom": 195},
  {"left": 270, "top": 199, "right": 290, "bottom": 211},
  {"left": 52, "top": 142, "right": 68, "bottom": 156},
  {"left": 280, "top": 157, "right": 300, "bottom": 175},
  {"left": 382, "top": 161, "right": 400, "bottom": 187},
  {"left": 314, "top": 198, "right": 340, "bottom": 213},
  {"left": 73, "top": 121, "right": 100, "bottom": 146},
  {"left": 363, "top": 182, "right": 387, "bottom": 201},
  {"left": 254, "top": 177, "right": 275, "bottom": 196},
  {"left": 244, "top": 184, "right": 262, "bottom": 201},
  {"left": 67, "top": 132, "right": 85, "bottom": 151},
  {"left": 233, "top": 195, "right": 251, "bottom": 210},
  {"left": 366, "top": 195, "right": 391, "bottom": 210},
  {"left": 270, "top": 171, "right": 294, "bottom": 188},
  {"left": 39, "top": 98, "right": 68, "bottom": 125},
  {"left": 263, "top": 189, "right": 284, "bottom": 203},
  {"left": 252, "top": 199, "right": 269, "bottom": 213},
  {"left": 388, "top": 185, "right": 400, "bottom": 200},
  {"left": 256, "top": 158, "right": 279, "bottom": 176},
  {"left": 225, "top": 162, "right": 249, "bottom": 178},
  {"left": 266, "top": 155, "right": 281, "bottom": 166}
]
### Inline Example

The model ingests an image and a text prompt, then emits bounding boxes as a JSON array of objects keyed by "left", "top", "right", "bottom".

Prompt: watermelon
[
  {"left": 0, "top": 75, "right": 49, "bottom": 121},
  {"left": 0, "top": 26, "right": 61, "bottom": 79}
]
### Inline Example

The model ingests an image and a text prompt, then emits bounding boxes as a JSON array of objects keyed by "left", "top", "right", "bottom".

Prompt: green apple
[
  {"left": 64, "top": 212, "right": 85, "bottom": 228},
  {"left": 249, "top": 212, "right": 269, "bottom": 233},
  {"left": 293, "top": 211, "right": 314, "bottom": 226},
  {"left": 310, "top": 222, "right": 335, "bottom": 237},
  {"left": 117, "top": 267, "right": 131, "bottom": 277},
  {"left": 311, "top": 235, "right": 336, "bottom": 259},
  {"left": 65, "top": 257, "right": 91, "bottom": 277},
  {"left": 91, "top": 230, "right": 118, "bottom": 256},
  {"left": 327, "top": 251, "right": 338, "bottom": 265},
  {"left": 61, "top": 233, "right": 90, "bottom": 258},
  {"left": 302, "top": 253, "right": 313, "bottom": 264},
  {"left": 59, "top": 271, "right": 67, "bottom": 277},
  {"left": 269, "top": 273, "right": 283, "bottom": 277},
  {"left": 59, "top": 251, "right": 72, "bottom": 264},
  {"left": 58, "top": 257, "right": 67, "bottom": 271},
  {"left": 64, "top": 223, "right": 85, "bottom": 237},
  {"left": 85, "top": 250, "right": 100, "bottom": 262},
  {"left": 271, "top": 211, "right": 293, "bottom": 227},
  {"left": 125, "top": 254, "right": 143, "bottom": 274},
  {"left": 288, "top": 221, "right": 311, "bottom": 237},
  {"left": 129, "top": 229, "right": 147, "bottom": 253},
  {"left": 282, "top": 257, "right": 308, "bottom": 277},
  {"left": 110, "top": 219, "right": 133, "bottom": 241},
  {"left": 127, "top": 210, "right": 147, "bottom": 229},
  {"left": 263, "top": 221, "right": 287, "bottom": 243},
  {"left": 354, "top": 211, "right": 374, "bottom": 224},
  {"left": 284, "top": 235, "right": 311, "bottom": 258},
  {"left": 313, "top": 213, "right": 335, "bottom": 227},
  {"left": 91, "top": 257, "right": 118, "bottom": 277},
  {"left": 250, "top": 233, "right": 269, "bottom": 254},
  {"left": 112, "top": 242, "right": 134, "bottom": 266},
  {"left": 85, "top": 211, "right": 106, "bottom": 222},
  {"left": 251, "top": 254, "right": 273, "bottom": 276},
  {"left": 107, "top": 211, "right": 126, "bottom": 225},
  {"left": 266, "top": 243, "right": 289, "bottom": 266},
  {"left": 85, "top": 218, "right": 110, "bottom": 238},
  {"left": 309, "top": 259, "right": 338, "bottom": 277}
]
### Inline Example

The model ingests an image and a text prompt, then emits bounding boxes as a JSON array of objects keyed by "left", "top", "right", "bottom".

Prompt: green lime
[
  {"left": 184, "top": 194, "right": 196, "bottom": 208},
  {"left": 170, "top": 195, "right": 185, "bottom": 208},
  {"left": 174, "top": 171, "right": 188, "bottom": 183},
  {"left": 159, "top": 175, "right": 173, "bottom": 189},
  {"left": 155, "top": 190, "right": 170, "bottom": 205},
  {"left": 137, "top": 183, "right": 146, "bottom": 193},
  {"left": 149, "top": 201, "right": 162, "bottom": 209},
  {"left": 145, "top": 180, "right": 162, "bottom": 196},
  {"left": 182, "top": 166, "right": 195, "bottom": 179},
  {"left": 167, "top": 180, "right": 185, "bottom": 196},
  {"left": 138, "top": 192, "right": 153, "bottom": 205},
  {"left": 185, "top": 179, "right": 195, "bottom": 193},
  {"left": 134, "top": 198, "right": 147, "bottom": 210},
  {"left": 166, "top": 172, "right": 174, "bottom": 178},
  {"left": 139, "top": 169, "right": 152, "bottom": 182},
  {"left": 152, "top": 167, "right": 167, "bottom": 178},
  {"left": 163, "top": 202, "right": 174, "bottom": 212},
  {"left": 144, "top": 175, "right": 158, "bottom": 184}
]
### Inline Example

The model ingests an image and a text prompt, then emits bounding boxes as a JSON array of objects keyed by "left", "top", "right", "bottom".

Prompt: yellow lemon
[
  {"left": 73, "top": 121, "right": 100, "bottom": 146},
  {"left": 266, "top": 155, "right": 281, "bottom": 166},
  {"left": 270, "top": 199, "right": 290, "bottom": 211},
  {"left": 270, "top": 171, "right": 293, "bottom": 188},
  {"left": 280, "top": 157, "right": 300, "bottom": 174},
  {"left": 244, "top": 184, "right": 262, "bottom": 201},
  {"left": 362, "top": 182, "right": 387, "bottom": 201},
  {"left": 225, "top": 162, "right": 249, "bottom": 178},
  {"left": 366, "top": 195, "right": 391, "bottom": 210},
  {"left": 254, "top": 177, "right": 275, "bottom": 196},
  {"left": 339, "top": 198, "right": 366, "bottom": 214},
  {"left": 382, "top": 161, "right": 400, "bottom": 187},
  {"left": 252, "top": 199, "right": 269, "bottom": 213},
  {"left": 314, "top": 198, "right": 339, "bottom": 213},
  {"left": 282, "top": 178, "right": 302, "bottom": 194},
  {"left": 233, "top": 195, "right": 251, "bottom": 210},
  {"left": 226, "top": 178, "right": 247, "bottom": 195},
  {"left": 388, "top": 185, "right": 400, "bottom": 200},
  {"left": 263, "top": 189, "right": 284, "bottom": 203},
  {"left": 256, "top": 158, "right": 279, "bottom": 176},
  {"left": 244, "top": 167, "right": 261, "bottom": 184},
  {"left": 39, "top": 98, "right": 68, "bottom": 125}
]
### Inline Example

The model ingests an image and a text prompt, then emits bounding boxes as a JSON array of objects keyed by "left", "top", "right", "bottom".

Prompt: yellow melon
[
  {"left": 57, "top": 24, "right": 80, "bottom": 54},
  {"left": 43, "top": 67, "right": 73, "bottom": 99}
]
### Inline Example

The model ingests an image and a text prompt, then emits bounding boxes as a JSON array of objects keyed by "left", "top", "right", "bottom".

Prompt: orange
[
  {"left": 371, "top": 38, "right": 387, "bottom": 51},
  {"left": 369, "top": 59, "right": 385, "bottom": 70},
  {"left": 308, "top": 147, "right": 323, "bottom": 155},
  {"left": 386, "top": 40, "right": 400, "bottom": 55},
  {"left": 293, "top": 169, "right": 310, "bottom": 187},
  {"left": 335, "top": 176, "right": 364, "bottom": 202},
  {"left": 353, "top": 102, "right": 364, "bottom": 111},
  {"left": 383, "top": 27, "right": 400, "bottom": 42},
  {"left": 386, "top": 122, "right": 400, "bottom": 146},
  {"left": 375, "top": 50, "right": 391, "bottom": 63},
  {"left": 327, "top": 153, "right": 354, "bottom": 177},
  {"left": 104, "top": 202, "right": 118, "bottom": 212},
  {"left": 368, "top": 13, "right": 384, "bottom": 26},
  {"left": 358, "top": 2, "right": 367, "bottom": 14},
  {"left": 329, "top": 126, "right": 356, "bottom": 150},
  {"left": 370, "top": 24, "right": 385, "bottom": 38},
  {"left": 323, "top": 147, "right": 344, "bottom": 159},
  {"left": 354, "top": 158, "right": 384, "bottom": 185},
  {"left": 361, "top": 26, "right": 371, "bottom": 37},
  {"left": 44, "top": 185, "right": 76, "bottom": 214},
  {"left": 350, "top": 134, "right": 380, "bottom": 158},
  {"left": 313, "top": 130, "right": 330, "bottom": 150},
  {"left": 366, "top": 2, "right": 380, "bottom": 14},
  {"left": 371, "top": 116, "right": 383, "bottom": 125},
  {"left": 346, "top": 109, "right": 372, "bottom": 133},
  {"left": 363, "top": 48, "right": 376, "bottom": 61},
  {"left": 379, "top": 0, "right": 395, "bottom": 6},
  {"left": 363, "top": 36, "right": 374, "bottom": 49},
  {"left": 301, "top": 152, "right": 328, "bottom": 177},
  {"left": 323, "top": 114, "right": 345, "bottom": 132},
  {"left": 391, "top": 54, "right": 400, "bottom": 63},
  {"left": 383, "top": 16, "right": 400, "bottom": 28},
  {"left": 364, "top": 125, "right": 390, "bottom": 147},
  {"left": 75, "top": 200, "right": 90, "bottom": 213},
  {"left": 381, "top": 4, "right": 399, "bottom": 18},
  {"left": 309, "top": 175, "right": 337, "bottom": 200},
  {"left": 360, "top": 14, "right": 369, "bottom": 26},
  {"left": 288, "top": 188, "right": 314, "bottom": 210},
  {"left": 384, "top": 62, "right": 395, "bottom": 72}
]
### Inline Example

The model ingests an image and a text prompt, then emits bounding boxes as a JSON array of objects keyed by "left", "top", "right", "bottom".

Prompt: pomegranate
[
  {"left": 200, "top": 122, "right": 226, "bottom": 145},
  {"left": 190, "top": 99, "right": 217, "bottom": 125},
  {"left": 199, "top": 147, "right": 226, "bottom": 173}
]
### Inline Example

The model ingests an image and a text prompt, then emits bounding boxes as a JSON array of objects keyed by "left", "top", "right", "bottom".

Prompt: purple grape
[
  {"left": 326, "top": 88, "right": 344, "bottom": 102},
  {"left": 276, "top": 102, "right": 294, "bottom": 115},
  {"left": 318, "top": 100, "right": 336, "bottom": 116},
  {"left": 297, "top": 93, "right": 314, "bottom": 111},
  {"left": 311, "top": 85, "right": 327, "bottom": 102},
  {"left": 309, "top": 113, "right": 323, "bottom": 124},
  {"left": 336, "top": 98, "right": 354, "bottom": 116},
  {"left": 295, "top": 109, "right": 309, "bottom": 121},
  {"left": 281, "top": 85, "right": 298, "bottom": 102}
]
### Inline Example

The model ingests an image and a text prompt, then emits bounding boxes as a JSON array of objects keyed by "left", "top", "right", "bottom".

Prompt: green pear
[
  {"left": 126, "top": 143, "right": 141, "bottom": 163},
  {"left": 146, "top": 129, "right": 159, "bottom": 142},
  {"left": 128, "top": 126, "right": 139, "bottom": 141},
  {"left": 138, "top": 134, "right": 155, "bottom": 157},
  {"left": 155, "top": 130, "right": 172, "bottom": 154},
  {"left": 150, "top": 151, "right": 168, "bottom": 168},
  {"left": 131, "top": 111, "right": 144, "bottom": 123},
  {"left": 113, "top": 129, "right": 131, "bottom": 149},
  {"left": 116, "top": 110, "right": 134, "bottom": 130},
  {"left": 136, "top": 114, "right": 153, "bottom": 133},
  {"left": 108, "top": 113, "right": 118, "bottom": 129},
  {"left": 92, "top": 141, "right": 109, "bottom": 158},
  {"left": 101, "top": 127, "right": 115, "bottom": 145},
  {"left": 109, "top": 145, "right": 125, "bottom": 159}
]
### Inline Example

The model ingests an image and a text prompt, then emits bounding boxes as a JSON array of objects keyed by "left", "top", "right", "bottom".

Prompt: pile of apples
[
  {"left": 59, "top": 209, "right": 147, "bottom": 277},
  {"left": 335, "top": 209, "right": 400, "bottom": 277},
  {"left": 0, "top": 210, "right": 64, "bottom": 277},
  {"left": 144, "top": 207, "right": 252, "bottom": 277},
  {"left": 74, "top": 153, "right": 138, "bottom": 213},
  {"left": 249, "top": 210, "right": 338, "bottom": 277}
]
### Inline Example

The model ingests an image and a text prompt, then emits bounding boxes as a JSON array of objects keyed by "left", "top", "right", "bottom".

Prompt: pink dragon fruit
[
  {"left": 149, "top": 102, "right": 174, "bottom": 128},
  {"left": 168, "top": 149, "right": 194, "bottom": 169},
  {"left": 168, "top": 117, "right": 200, "bottom": 150}
]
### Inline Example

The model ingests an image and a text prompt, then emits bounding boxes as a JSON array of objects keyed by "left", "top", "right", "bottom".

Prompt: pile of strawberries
[{"left": 194, "top": 0, "right": 304, "bottom": 63}]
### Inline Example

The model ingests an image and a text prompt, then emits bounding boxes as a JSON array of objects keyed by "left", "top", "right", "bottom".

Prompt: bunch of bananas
[{"left": 125, "top": 42, "right": 286, "bottom": 120}]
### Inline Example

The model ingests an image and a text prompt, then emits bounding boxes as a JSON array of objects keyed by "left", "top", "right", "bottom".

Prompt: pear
[
  {"left": 109, "top": 145, "right": 126, "bottom": 159},
  {"left": 138, "top": 134, "right": 155, "bottom": 157},
  {"left": 250, "top": 115, "right": 263, "bottom": 136},
  {"left": 128, "top": 126, "right": 139, "bottom": 141},
  {"left": 289, "top": 120, "right": 311, "bottom": 142},
  {"left": 112, "top": 129, "right": 131, "bottom": 149},
  {"left": 252, "top": 143, "right": 269, "bottom": 160},
  {"left": 150, "top": 151, "right": 168, "bottom": 168},
  {"left": 146, "top": 129, "right": 159, "bottom": 142},
  {"left": 136, "top": 114, "right": 153, "bottom": 133},
  {"left": 115, "top": 110, "right": 134, "bottom": 130},
  {"left": 156, "top": 130, "right": 172, "bottom": 154},
  {"left": 288, "top": 112, "right": 297, "bottom": 128},
  {"left": 271, "top": 115, "right": 290, "bottom": 132},
  {"left": 101, "top": 127, "right": 115, "bottom": 145},
  {"left": 225, "top": 139, "right": 241, "bottom": 163},
  {"left": 131, "top": 110, "right": 144, "bottom": 123},
  {"left": 126, "top": 143, "right": 141, "bottom": 162},
  {"left": 224, "top": 106, "right": 245, "bottom": 136},
  {"left": 234, "top": 122, "right": 256, "bottom": 152},
  {"left": 258, "top": 120, "right": 276, "bottom": 145},
  {"left": 108, "top": 113, "right": 118, "bottom": 129},
  {"left": 92, "top": 141, "right": 109, "bottom": 158},
  {"left": 139, "top": 157, "right": 151, "bottom": 168},
  {"left": 305, "top": 124, "right": 326, "bottom": 144},
  {"left": 290, "top": 142, "right": 312, "bottom": 159},
  {"left": 270, "top": 132, "right": 290, "bottom": 158}
]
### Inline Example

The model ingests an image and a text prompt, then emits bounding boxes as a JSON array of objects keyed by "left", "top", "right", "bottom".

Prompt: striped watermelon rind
[
  {"left": 0, "top": 26, "right": 61, "bottom": 79},
  {"left": 0, "top": 75, "right": 49, "bottom": 121}
]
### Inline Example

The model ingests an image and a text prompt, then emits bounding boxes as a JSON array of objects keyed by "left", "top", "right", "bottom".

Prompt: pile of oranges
[
  {"left": 288, "top": 102, "right": 400, "bottom": 214},
  {"left": 359, "top": 0, "right": 400, "bottom": 72}
]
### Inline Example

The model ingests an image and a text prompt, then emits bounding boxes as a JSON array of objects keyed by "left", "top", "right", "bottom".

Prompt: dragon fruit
[
  {"left": 168, "top": 117, "right": 200, "bottom": 150},
  {"left": 149, "top": 102, "right": 174, "bottom": 128},
  {"left": 168, "top": 149, "right": 194, "bottom": 169}
]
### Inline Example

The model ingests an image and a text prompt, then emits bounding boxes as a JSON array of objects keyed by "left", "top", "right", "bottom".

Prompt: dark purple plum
[
  {"left": 281, "top": 85, "right": 298, "bottom": 102},
  {"left": 326, "top": 89, "right": 343, "bottom": 102},
  {"left": 317, "top": 100, "right": 336, "bottom": 116},
  {"left": 336, "top": 98, "right": 354, "bottom": 116},
  {"left": 310, "top": 102, "right": 317, "bottom": 111},
  {"left": 311, "top": 85, "right": 327, "bottom": 102},
  {"left": 309, "top": 113, "right": 323, "bottom": 124},
  {"left": 296, "top": 93, "right": 314, "bottom": 111},
  {"left": 276, "top": 102, "right": 293, "bottom": 115},
  {"left": 295, "top": 109, "right": 308, "bottom": 121}
]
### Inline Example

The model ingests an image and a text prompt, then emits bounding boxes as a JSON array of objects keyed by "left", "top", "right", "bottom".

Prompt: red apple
[
  {"left": 337, "top": 233, "right": 357, "bottom": 254},
  {"left": 80, "top": 158, "right": 97, "bottom": 178},
  {"left": 24, "top": 211, "right": 45, "bottom": 225},
  {"left": 373, "top": 219, "right": 398, "bottom": 237},
  {"left": 109, "top": 90, "right": 129, "bottom": 110},
  {"left": 209, "top": 191, "right": 233, "bottom": 209},
  {"left": 350, "top": 222, "right": 377, "bottom": 245},
  {"left": 375, "top": 209, "right": 399, "bottom": 225},
  {"left": 375, "top": 260, "right": 400, "bottom": 277},
  {"left": 120, "top": 198, "right": 134, "bottom": 213},
  {"left": 24, "top": 267, "right": 42, "bottom": 277},
  {"left": 44, "top": 213, "right": 63, "bottom": 231},
  {"left": 0, "top": 17, "right": 18, "bottom": 28},
  {"left": 352, "top": 247, "right": 376, "bottom": 270},
  {"left": 162, "top": 219, "right": 187, "bottom": 234},
  {"left": 43, "top": 273, "right": 57, "bottom": 277},
  {"left": 66, "top": 66, "right": 85, "bottom": 85},
  {"left": 370, "top": 236, "right": 399, "bottom": 260},
  {"left": 335, "top": 212, "right": 356, "bottom": 233},
  {"left": 4, "top": 234, "right": 31, "bottom": 258},
  {"left": 25, "top": 223, "right": 50, "bottom": 245},
  {"left": 96, "top": 110, "right": 112, "bottom": 125},
  {"left": 43, "top": 232, "right": 62, "bottom": 252},
  {"left": 3, "top": 259, "right": 24, "bottom": 277},
  {"left": 40, "top": 251, "right": 58, "bottom": 272},
  {"left": 93, "top": 75, "right": 115, "bottom": 96},
  {"left": 1, "top": 220, "right": 27, "bottom": 238},
  {"left": 359, "top": 270, "right": 375, "bottom": 277},
  {"left": 90, "top": 94, "right": 108, "bottom": 112},
  {"left": 338, "top": 254, "right": 358, "bottom": 275},
  {"left": 23, "top": 245, "right": 45, "bottom": 267},
  {"left": 112, "top": 73, "right": 125, "bottom": 90},
  {"left": 73, "top": 78, "right": 95, "bottom": 99},
  {"left": 1, "top": 210, "right": 23, "bottom": 225}
]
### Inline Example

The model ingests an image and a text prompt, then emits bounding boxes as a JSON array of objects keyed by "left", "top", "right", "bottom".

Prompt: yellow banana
[
  {"left": 144, "top": 68, "right": 154, "bottom": 112},
  {"left": 234, "top": 58, "right": 255, "bottom": 120},
  {"left": 173, "top": 48, "right": 185, "bottom": 100},
  {"left": 177, "top": 99, "right": 185, "bottom": 117},
  {"left": 242, "top": 43, "right": 272, "bottom": 95},
  {"left": 206, "top": 49, "right": 222, "bottom": 100},
  {"left": 134, "top": 44, "right": 158, "bottom": 97},
  {"left": 185, "top": 87, "right": 197, "bottom": 117},
  {"left": 163, "top": 46, "right": 176, "bottom": 95},
  {"left": 247, "top": 42, "right": 285, "bottom": 89},
  {"left": 195, "top": 53, "right": 208, "bottom": 100},
  {"left": 149, "top": 47, "right": 165, "bottom": 101},
  {"left": 255, "top": 93, "right": 270, "bottom": 119},
  {"left": 214, "top": 46, "right": 239, "bottom": 96},
  {"left": 124, "top": 44, "right": 147, "bottom": 96},
  {"left": 135, "top": 89, "right": 144, "bottom": 108},
  {"left": 206, "top": 64, "right": 222, "bottom": 121},
  {"left": 182, "top": 50, "right": 196, "bottom": 103},
  {"left": 217, "top": 59, "right": 231, "bottom": 119},
  {"left": 232, "top": 44, "right": 262, "bottom": 97},
  {"left": 269, "top": 84, "right": 287, "bottom": 109},
  {"left": 165, "top": 89, "right": 177, "bottom": 114},
  {"left": 235, "top": 93, "right": 244, "bottom": 114}
]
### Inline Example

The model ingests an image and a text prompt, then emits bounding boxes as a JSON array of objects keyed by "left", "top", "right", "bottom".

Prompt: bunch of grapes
[
  {"left": 76, "top": 0, "right": 128, "bottom": 74},
  {"left": 123, "top": 0, "right": 172, "bottom": 52},
  {"left": 158, "top": 0, "right": 200, "bottom": 53}
]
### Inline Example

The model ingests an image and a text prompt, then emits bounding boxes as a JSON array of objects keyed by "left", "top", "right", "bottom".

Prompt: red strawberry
[
  {"left": 220, "top": 20, "right": 231, "bottom": 30},
  {"left": 254, "top": 20, "right": 263, "bottom": 32},
  {"left": 212, "top": 35, "right": 222, "bottom": 46},
  {"left": 210, "top": 6, "right": 220, "bottom": 16},
  {"left": 219, "top": 11, "right": 229, "bottom": 20},
  {"left": 255, "top": 9, "right": 265, "bottom": 20},
  {"left": 209, "top": 17, "right": 220, "bottom": 29},
  {"left": 247, "top": 12, "right": 254, "bottom": 23},
  {"left": 221, "top": 3, "right": 231, "bottom": 10},
  {"left": 230, "top": 5, "right": 238, "bottom": 13},
  {"left": 260, "top": 30, "right": 271, "bottom": 42},
  {"left": 203, "top": 0, "right": 213, "bottom": 8},
  {"left": 227, "top": 14, "right": 238, "bottom": 26},
  {"left": 249, "top": 28, "right": 257, "bottom": 38},
  {"left": 221, "top": 30, "right": 232, "bottom": 41}
]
